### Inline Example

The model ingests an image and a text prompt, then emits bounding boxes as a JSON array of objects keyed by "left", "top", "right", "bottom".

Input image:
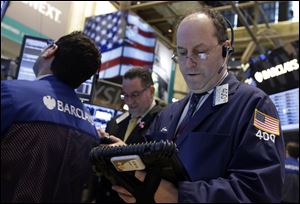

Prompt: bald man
[{"left": 111, "top": 7, "right": 285, "bottom": 203}]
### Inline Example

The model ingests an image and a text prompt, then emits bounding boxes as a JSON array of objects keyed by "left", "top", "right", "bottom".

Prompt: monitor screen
[
  {"left": 16, "top": 35, "right": 52, "bottom": 81},
  {"left": 75, "top": 76, "right": 94, "bottom": 103},
  {"left": 269, "top": 88, "right": 299, "bottom": 132},
  {"left": 84, "top": 103, "right": 121, "bottom": 130}
]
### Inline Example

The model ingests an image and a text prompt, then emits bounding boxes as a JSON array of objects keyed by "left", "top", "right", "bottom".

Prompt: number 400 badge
[{"left": 256, "top": 129, "right": 276, "bottom": 143}]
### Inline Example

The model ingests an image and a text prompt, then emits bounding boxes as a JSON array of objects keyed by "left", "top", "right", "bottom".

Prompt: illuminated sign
[
  {"left": 5, "top": 1, "right": 71, "bottom": 40},
  {"left": 248, "top": 42, "right": 299, "bottom": 95},
  {"left": 21, "top": 1, "right": 62, "bottom": 23},
  {"left": 254, "top": 59, "right": 299, "bottom": 83},
  {"left": 91, "top": 79, "right": 124, "bottom": 110}
]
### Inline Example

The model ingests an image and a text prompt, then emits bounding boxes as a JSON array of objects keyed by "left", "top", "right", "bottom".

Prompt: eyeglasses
[
  {"left": 120, "top": 87, "right": 149, "bottom": 100},
  {"left": 172, "top": 44, "right": 220, "bottom": 63}
]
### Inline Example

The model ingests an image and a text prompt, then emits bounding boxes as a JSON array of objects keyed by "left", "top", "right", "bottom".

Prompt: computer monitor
[
  {"left": 16, "top": 35, "right": 52, "bottom": 81},
  {"left": 75, "top": 76, "right": 94, "bottom": 103},
  {"left": 84, "top": 103, "right": 121, "bottom": 130},
  {"left": 269, "top": 88, "right": 299, "bottom": 132}
]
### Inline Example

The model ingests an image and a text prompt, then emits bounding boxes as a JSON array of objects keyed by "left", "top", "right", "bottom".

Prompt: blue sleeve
[
  {"left": 178, "top": 95, "right": 285, "bottom": 202},
  {"left": 1, "top": 82, "right": 16, "bottom": 136}
]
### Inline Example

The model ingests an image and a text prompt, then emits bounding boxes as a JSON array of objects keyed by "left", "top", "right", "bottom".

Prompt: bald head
[
  {"left": 177, "top": 13, "right": 217, "bottom": 48},
  {"left": 177, "top": 8, "right": 228, "bottom": 44},
  {"left": 179, "top": 13, "right": 211, "bottom": 29},
  {"left": 176, "top": 10, "right": 231, "bottom": 55}
]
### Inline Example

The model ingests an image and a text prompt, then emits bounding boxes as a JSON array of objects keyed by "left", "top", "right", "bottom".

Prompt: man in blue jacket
[
  {"left": 282, "top": 141, "right": 299, "bottom": 202},
  {"left": 1, "top": 31, "right": 101, "bottom": 202},
  {"left": 111, "top": 6, "right": 285, "bottom": 203}
]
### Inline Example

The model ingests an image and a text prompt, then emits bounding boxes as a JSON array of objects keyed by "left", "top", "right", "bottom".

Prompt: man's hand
[
  {"left": 96, "top": 128, "right": 126, "bottom": 146},
  {"left": 97, "top": 128, "right": 109, "bottom": 138},
  {"left": 112, "top": 171, "right": 178, "bottom": 203},
  {"left": 112, "top": 185, "right": 136, "bottom": 203}
]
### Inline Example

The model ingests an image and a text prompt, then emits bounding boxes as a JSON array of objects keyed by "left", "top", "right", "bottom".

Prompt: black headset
[{"left": 222, "top": 17, "right": 234, "bottom": 58}]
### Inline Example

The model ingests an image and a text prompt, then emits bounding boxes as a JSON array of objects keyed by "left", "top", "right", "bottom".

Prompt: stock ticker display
[
  {"left": 249, "top": 42, "right": 299, "bottom": 132},
  {"left": 269, "top": 88, "right": 299, "bottom": 132},
  {"left": 84, "top": 103, "right": 123, "bottom": 130}
]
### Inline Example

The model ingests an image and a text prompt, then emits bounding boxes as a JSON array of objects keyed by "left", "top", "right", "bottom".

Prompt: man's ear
[
  {"left": 223, "top": 40, "right": 231, "bottom": 48},
  {"left": 43, "top": 44, "right": 58, "bottom": 59},
  {"left": 150, "top": 85, "right": 155, "bottom": 96}
]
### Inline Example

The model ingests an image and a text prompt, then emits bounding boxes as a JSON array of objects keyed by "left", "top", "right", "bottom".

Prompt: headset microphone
[
  {"left": 217, "top": 51, "right": 229, "bottom": 74},
  {"left": 218, "top": 17, "right": 234, "bottom": 74}
]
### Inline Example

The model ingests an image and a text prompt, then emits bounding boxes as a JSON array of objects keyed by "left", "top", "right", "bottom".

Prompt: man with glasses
[
  {"left": 95, "top": 66, "right": 165, "bottom": 202},
  {"left": 106, "top": 66, "right": 165, "bottom": 144},
  {"left": 111, "top": 6, "right": 285, "bottom": 203}
]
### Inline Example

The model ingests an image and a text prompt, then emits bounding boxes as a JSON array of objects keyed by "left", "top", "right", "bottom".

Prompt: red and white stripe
[{"left": 99, "top": 12, "right": 156, "bottom": 79}]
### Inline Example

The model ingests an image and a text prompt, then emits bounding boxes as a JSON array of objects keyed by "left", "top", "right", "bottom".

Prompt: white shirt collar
[{"left": 36, "top": 74, "right": 54, "bottom": 80}]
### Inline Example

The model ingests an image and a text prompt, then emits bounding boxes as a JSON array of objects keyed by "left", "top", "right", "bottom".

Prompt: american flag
[
  {"left": 254, "top": 109, "right": 280, "bottom": 135},
  {"left": 84, "top": 11, "right": 156, "bottom": 79}
]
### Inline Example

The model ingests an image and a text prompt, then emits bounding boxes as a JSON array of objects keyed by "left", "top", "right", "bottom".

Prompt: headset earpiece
[
  {"left": 222, "top": 46, "right": 228, "bottom": 58},
  {"left": 222, "top": 46, "right": 234, "bottom": 58}
]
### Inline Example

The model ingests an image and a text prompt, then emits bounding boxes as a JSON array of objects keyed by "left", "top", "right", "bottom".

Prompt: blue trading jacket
[
  {"left": 147, "top": 73, "right": 285, "bottom": 202},
  {"left": 1, "top": 76, "right": 99, "bottom": 202}
]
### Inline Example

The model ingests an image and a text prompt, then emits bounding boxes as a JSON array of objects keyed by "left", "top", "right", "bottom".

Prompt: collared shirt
[
  {"left": 36, "top": 74, "right": 54, "bottom": 80},
  {"left": 176, "top": 72, "right": 228, "bottom": 131},
  {"left": 176, "top": 91, "right": 212, "bottom": 132}
]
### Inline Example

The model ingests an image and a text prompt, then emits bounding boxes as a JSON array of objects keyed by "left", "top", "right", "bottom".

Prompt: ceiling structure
[{"left": 110, "top": 1, "right": 299, "bottom": 64}]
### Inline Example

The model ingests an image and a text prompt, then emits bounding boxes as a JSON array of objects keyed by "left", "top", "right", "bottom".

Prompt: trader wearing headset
[{"left": 111, "top": 6, "right": 285, "bottom": 203}]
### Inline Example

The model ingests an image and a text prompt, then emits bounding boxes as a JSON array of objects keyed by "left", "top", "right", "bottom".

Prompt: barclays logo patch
[
  {"left": 43, "top": 95, "right": 56, "bottom": 110},
  {"left": 42, "top": 95, "right": 94, "bottom": 124}
]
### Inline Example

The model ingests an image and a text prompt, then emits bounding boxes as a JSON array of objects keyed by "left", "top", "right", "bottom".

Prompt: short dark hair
[
  {"left": 286, "top": 142, "right": 299, "bottom": 158},
  {"left": 51, "top": 31, "right": 101, "bottom": 88},
  {"left": 123, "top": 66, "right": 154, "bottom": 88},
  {"left": 177, "top": 6, "right": 228, "bottom": 44}
]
